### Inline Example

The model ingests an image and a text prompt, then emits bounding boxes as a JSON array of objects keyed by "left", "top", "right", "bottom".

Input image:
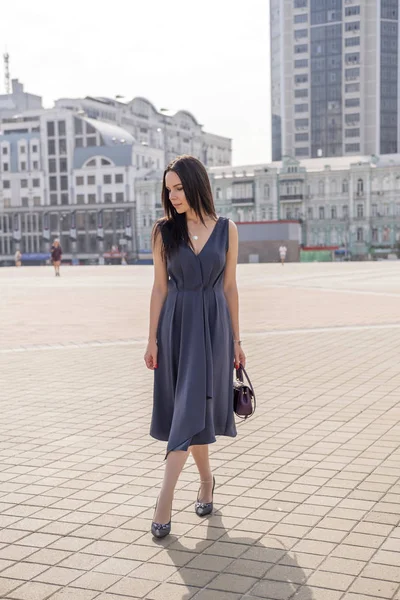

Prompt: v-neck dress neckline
[{"left": 187, "top": 217, "right": 221, "bottom": 257}]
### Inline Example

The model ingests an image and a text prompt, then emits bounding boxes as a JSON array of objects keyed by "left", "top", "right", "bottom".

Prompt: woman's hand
[
  {"left": 144, "top": 340, "right": 158, "bottom": 370},
  {"left": 234, "top": 342, "right": 246, "bottom": 369}
]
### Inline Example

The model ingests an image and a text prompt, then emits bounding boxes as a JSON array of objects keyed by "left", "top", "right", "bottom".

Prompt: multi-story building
[
  {"left": 0, "top": 107, "right": 163, "bottom": 263},
  {"left": 136, "top": 153, "right": 400, "bottom": 259},
  {"left": 0, "top": 84, "right": 232, "bottom": 264},
  {"left": 55, "top": 96, "right": 232, "bottom": 167},
  {"left": 271, "top": 0, "right": 400, "bottom": 161}
]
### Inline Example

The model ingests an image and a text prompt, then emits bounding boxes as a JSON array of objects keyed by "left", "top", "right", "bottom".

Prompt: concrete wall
[{"left": 236, "top": 221, "right": 301, "bottom": 263}]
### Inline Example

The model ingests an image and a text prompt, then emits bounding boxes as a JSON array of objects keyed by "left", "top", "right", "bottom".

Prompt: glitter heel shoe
[
  {"left": 151, "top": 498, "right": 171, "bottom": 539},
  {"left": 195, "top": 476, "right": 215, "bottom": 517}
]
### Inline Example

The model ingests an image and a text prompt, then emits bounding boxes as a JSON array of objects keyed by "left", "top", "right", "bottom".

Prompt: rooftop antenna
[{"left": 3, "top": 51, "right": 10, "bottom": 94}]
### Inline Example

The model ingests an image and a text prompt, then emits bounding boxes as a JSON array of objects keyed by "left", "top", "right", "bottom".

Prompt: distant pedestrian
[
  {"left": 14, "top": 249, "right": 22, "bottom": 267},
  {"left": 279, "top": 245, "right": 287, "bottom": 266},
  {"left": 51, "top": 239, "right": 62, "bottom": 277}
]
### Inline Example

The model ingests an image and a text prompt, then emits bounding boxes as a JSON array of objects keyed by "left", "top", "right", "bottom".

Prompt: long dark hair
[{"left": 153, "top": 155, "right": 217, "bottom": 258}]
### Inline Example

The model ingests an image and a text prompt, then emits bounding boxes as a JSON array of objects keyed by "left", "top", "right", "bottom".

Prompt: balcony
[
  {"left": 232, "top": 197, "right": 255, "bottom": 205},
  {"left": 280, "top": 194, "right": 304, "bottom": 202}
]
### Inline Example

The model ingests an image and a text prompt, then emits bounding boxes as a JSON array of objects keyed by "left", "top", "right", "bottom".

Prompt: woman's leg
[
  {"left": 191, "top": 444, "right": 214, "bottom": 503},
  {"left": 154, "top": 449, "right": 189, "bottom": 524}
]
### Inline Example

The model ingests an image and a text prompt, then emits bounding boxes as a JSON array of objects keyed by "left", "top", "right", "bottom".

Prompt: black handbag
[{"left": 233, "top": 364, "right": 256, "bottom": 419}]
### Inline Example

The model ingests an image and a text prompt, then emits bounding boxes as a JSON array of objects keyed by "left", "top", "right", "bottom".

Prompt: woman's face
[
  {"left": 54, "top": 241, "right": 59, "bottom": 247},
  {"left": 165, "top": 171, "right": 190, "bottom": 214}
]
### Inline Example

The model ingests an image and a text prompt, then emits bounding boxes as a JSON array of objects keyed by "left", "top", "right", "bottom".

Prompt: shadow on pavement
[{"left": 159, "top": 510, "right": 313, "bottom": 600}]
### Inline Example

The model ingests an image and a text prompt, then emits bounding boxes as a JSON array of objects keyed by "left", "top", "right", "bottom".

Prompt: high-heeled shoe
[
  {"left": 195, "top": 476, "right": 216, "bottom": 517},
  {"left": 151, "top": 498, "right": 171, "bottom": 538}
]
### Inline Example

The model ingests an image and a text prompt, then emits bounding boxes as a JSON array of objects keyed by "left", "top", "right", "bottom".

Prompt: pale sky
[{"left": 0, "top": 0, "right": 271, "bottom": 166}]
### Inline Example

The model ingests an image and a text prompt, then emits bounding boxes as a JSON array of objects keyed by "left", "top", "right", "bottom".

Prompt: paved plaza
[{"left": 1, "top": 262, "right": 400, "bottom": 600}]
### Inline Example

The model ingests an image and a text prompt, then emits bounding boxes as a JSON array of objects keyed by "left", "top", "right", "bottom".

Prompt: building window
[
  {"left": 48, "top": 140, "right": 56, "bottom": 155},
  {"left": 372, "top": 203, "right": 378, "bottom": 217},
  {"left": 21, "top": 197, "right": 29, "bottom": 207},
  {"left": 372, "top": 228, "right": 378, "bottom": 242},
  {"left": 216, "top": 188, "right": 222, "bottom": 200},
  {"left": 295, "top": 132, "right": 309, "bottom": 142},
  {"left": 115, "top": 174, "right": 124, "bottom": 184},
  {"left": 50, "top": 176, "right": 57, "bottom": 191},
  {"left": 345, "top": 83, "right": 360, "bottom": 93},
  {"left": 47, "top": 121, "right": 55, "bottom": 137},
  {"left": 61, "top": 193, "right": 69, "bottom": 205},
  {"left": 294, "top": 59, "right": 309, "bottom": 68},
  {"left": 103, "top": 175, "right": 112, "bottom": 184},
  {"left": 50, "top": 194, "right": 58, "bottom": 205},
  {"left": 357, "top": 227, "right": 364, "bottom": 242},
  {"left": 58, "top": 121, "right": 66, "bottom": 136},
  {"left": 33, "top": 161, "right": 39, "bottom": 170},
  {"left": 343, "top": 205, "right": 349, "bottom": 218},
  {"left": 294, "top": 0, "right": 307, "bottom": 7},
  {"left": 295, "top": 44, "right": 308, "bottom": 54},
  {"left": 346, "top": 143, "right": 360, "bottom": 152},
  {"left": 3, "top": 163, "right": 9, "bottom": 171},
  {"left": 295, "top": 147, "right": 309, "bottom": 156},
  {"left": 331, "top": 206, "right": 337, "bottom": 219},
  {"left": 76, "top": 176, "right": 84, "bottom": 186},
  {"left": 345, "top": 53, "right": 360, "bottom": 64},
  {"left": 33, "top": 196, "right": 41, "bottom": 206},
  {"left": 345, "top": 114, "right": 360, "bottom": 126},
  {"left": 104, "top": 193, "right": 113, "bottom": 203},
  {"left": 345, "top": 128, "right": 360, "bottom": 138},
  {"left": 32, "top": 145, "right": 38, "bottom": 153},
  {"left": 20, "top": 146, "right": 26, "bottom": 154},
  {"left": 318, "top": 180, "right": 325, "bottom": 195},
  {"left": 101, "top": 158, "right": 112, "bottom": 166},
  {"left": 264, "top": 184, "right": 270, "bottom": 199},
  {"left": 294, "top": 13, "right": 308, "bottom": 23},
  {"left": 345, "top": 67, "right": 360, "bottom": 80},
  {"left": 76, "top": 138, "right": 83, "bottom": 148},
  {"left": 2, "top": 147, "right": 8, "bottom": 155},
  {"left": 357, "top": 178, "right": 364, "bottom": 194},
  {"left": 3, "top": 180, "right": 10, "bottom": 189},
  {"left": 345, "top": 21, "right": 360, "bottom": 32},
  {"left": 384, "top": 203, "right": 390, "bottom": 216},
  {"left": 48, "top": 158, "right": 57, "bottom": 173},
  {"left": 116, "top": 192, "right": 124, "bottom": 202},
  {"left": 86, "top": 159, "right": 96, "bottom": 167},
  {"left": 60, "top": 176, "right": 68, "bottom": 191},
  {"left": 345, "top": 37, "right": 360, "bottom": 47},
  {"left": 345, "top": 5, "right": 360, "bottom": 16},
  {"left": 33, "top": 179, "right": 40, "bottom": 188},
  {"left": 307, "top": 207, "right": 313, "bottom": 219},
  {"left": 59, "top": 139, "right": 67, "bottom": 154},
  {"left": 295, "top": 103, "right": 308, "bottom": 113},
  {"left": 294, "top": 29, "right": 308, "bottom": 40},
  {"left": 357, "top": 204, "right": 364, "bottom": 218},
  {"left": 319, "top": 207, "right": 325, "bottom": 219},
  {"left": 295, "top": 74, "right": 308, "bottom": 84},
  {"left": 59, "top": 158, "right": 68, "bottom": 172},
  {"left": 20, "top": 162, "right": 26, "bottom": 171},
  {"left": 20, "top": 179, "right": 28, "bottom": 188},
  {"left": 87, "top": 176, "right": 96, "bottom": 185},
  {"left": 87, "top": 137, "right": 97, "bottom": 147},
  {"left": 76, "top": 194, "right": 85, "bottom": 205},
  {"left": 88, "top": 194, "right": 96, "bottom": 204},
  {"left": 295, "top": 89, "right": 308, "bottom": 99},
  {"left": 345, "top": 98, "right": 360, "bottom": 108}
]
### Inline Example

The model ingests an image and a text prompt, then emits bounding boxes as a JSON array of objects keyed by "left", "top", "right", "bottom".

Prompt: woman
[
  {"left": 51, "top": 239, "right": 62, "bottom": 277},
  {"left": 144, "top": 155, "right": 246, "bottom": 538}
]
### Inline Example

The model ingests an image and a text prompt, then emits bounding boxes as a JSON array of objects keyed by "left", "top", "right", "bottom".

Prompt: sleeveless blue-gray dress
[{"left": 150, "top": 217, "right": 237, "bottom": 454}]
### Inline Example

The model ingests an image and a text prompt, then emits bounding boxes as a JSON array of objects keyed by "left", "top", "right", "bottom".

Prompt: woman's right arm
[{"left": 144, "top": 228, "right": 168, "bottom": 370}]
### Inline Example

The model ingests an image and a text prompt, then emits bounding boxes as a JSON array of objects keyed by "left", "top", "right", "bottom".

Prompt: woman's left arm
[{"left": 223, "top": 220, "right": 246, "bottom": 369}]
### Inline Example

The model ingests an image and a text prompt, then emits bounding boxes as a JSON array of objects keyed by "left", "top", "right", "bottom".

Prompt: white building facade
[
  {"left": 135, "top": 154, "right": 400, "bottom": 259},
  {"left": 55, "top": 96, "right": 232, "bottom": 168}
]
